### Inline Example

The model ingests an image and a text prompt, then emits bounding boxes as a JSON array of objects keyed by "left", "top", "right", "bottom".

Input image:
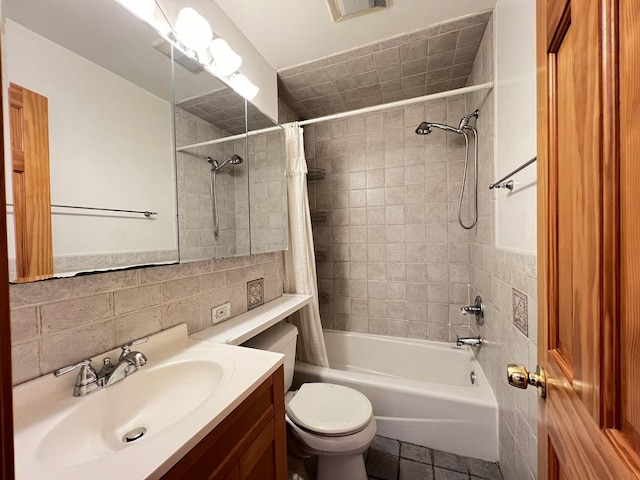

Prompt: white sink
[
  {"left": 37, "top": 360, "right": 226, "bottom": 468},
  {"left": 13, "top": 324, "right": 284, "bottom": 479}
]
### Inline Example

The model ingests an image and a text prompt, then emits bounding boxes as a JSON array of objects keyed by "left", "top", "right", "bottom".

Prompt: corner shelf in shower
[
  {"left": 190, "top": 293, "right": 312, "bottom": 346},
  {"left": 310, "top": 211, "right": 328, "bottom": 223},
  {"left": 315, "top": 250, "right": 328, "bottom": 262},
  {"left": 307, "top": 167, "right": 326, "bottom": 181}
]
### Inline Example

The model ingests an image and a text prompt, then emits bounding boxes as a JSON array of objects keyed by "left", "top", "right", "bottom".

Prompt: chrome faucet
[
  {"left": 456, "top": 336, "right": 483, "bottom": 348},
  {"left": 54, "top": 337, "right": 148, "bottom": 396}
]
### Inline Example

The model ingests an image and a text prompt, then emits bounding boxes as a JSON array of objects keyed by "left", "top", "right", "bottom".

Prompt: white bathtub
[{"left": 293, "top": 330, "right": 498, "bottom": 461}]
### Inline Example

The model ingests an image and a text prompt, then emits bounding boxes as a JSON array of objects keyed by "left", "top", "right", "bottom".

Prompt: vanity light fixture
[
  {"left": 175, "top": 7, "right": 213, "bottom": 53},
  {"left": 228, "top": 73, "right": 259, "bottom": 101},
  {"left": 112, "top": 1, "right": 258, "bottom": 101},
  {"left": 209, "top": 38, "right": 243, "bottom": 77}
]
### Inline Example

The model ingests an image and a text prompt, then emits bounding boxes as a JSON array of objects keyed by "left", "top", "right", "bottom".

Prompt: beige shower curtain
[{"left": 283, "top": 122, "right": 329, "bottom": 367}]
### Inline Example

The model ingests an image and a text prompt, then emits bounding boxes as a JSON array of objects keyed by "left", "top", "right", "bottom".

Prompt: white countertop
[{"left": 12, "top": 324, "right": 284, "bottom": 480}]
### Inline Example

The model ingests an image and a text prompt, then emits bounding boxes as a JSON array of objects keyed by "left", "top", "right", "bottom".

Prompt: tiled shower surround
[
  {"left": 464, "top": 18, "right": 538, "bottom": 480},
  {"left": 301, "top": 13, "right": 538, "bottom": 480},
  {"left": 304, "top": 95, "right": 475, "bottom": 341},
  {"left": 278, "top": 11, "right": 492, "bottom": 119},
  {"left": 9, "top": 252, "right": 284, "bottom": 386}
]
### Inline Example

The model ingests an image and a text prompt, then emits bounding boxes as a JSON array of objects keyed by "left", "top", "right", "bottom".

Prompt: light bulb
[
  {"left": 116, "top": 0, "right": 156, "bottom": 22},
  {"left": 209, "top": 38, "right": 243, "bottom": 77},
  {"left": 175, "top": 7, "right": 213, "bottom": 52},
  {"left": 229, "top": 73, "right": 259, "bottom": 100}
]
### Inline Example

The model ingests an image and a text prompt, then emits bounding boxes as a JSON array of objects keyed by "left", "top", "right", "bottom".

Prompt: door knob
[{"left": 507, "top": 364, "right": 546, "bottom": 398}]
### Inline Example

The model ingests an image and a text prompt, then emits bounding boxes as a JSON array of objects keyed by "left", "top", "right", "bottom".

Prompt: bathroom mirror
[
  {"left": 174, "top": 83, "right": 289, "bottom": 260},
  {"left": 2, "top": 0, "right": 180, "bottom": 282},
  {"left": 246, "top": 114, "right": 288, "bottom": 255},
  {"left": 3, "top": 0, "right": 289, "bottom": 275}
]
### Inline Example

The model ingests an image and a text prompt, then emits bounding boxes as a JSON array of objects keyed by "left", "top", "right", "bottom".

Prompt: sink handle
[
  {"left": 119, "top": 337, "right": 149, "bottom": 361},
  {"left": 54, "top": 359, "right": 100, "bottom": 396},
  {"left": 53, "top": 358, "right": 93, "bottom": 377}
]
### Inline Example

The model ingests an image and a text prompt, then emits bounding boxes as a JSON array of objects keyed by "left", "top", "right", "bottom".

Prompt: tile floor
[{"left": 366, "top": 436, "right": 503, "bottom": 480}]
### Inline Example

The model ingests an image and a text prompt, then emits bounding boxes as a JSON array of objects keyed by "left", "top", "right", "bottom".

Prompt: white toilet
[{"left": 243, "top": 322, "right": 376, "bottom": 480}]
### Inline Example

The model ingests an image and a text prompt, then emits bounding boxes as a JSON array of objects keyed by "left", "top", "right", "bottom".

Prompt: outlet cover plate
[{"left": 212, "top": 302, "right": 231, "bottom": 325}]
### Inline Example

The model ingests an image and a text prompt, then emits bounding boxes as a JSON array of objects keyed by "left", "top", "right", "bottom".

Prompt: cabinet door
[
  {"left": 240, "top": 418, "right": 276, "bottom": 480},
  {"left": 224, "top": 465, "right": 240, "bottom": 480}
]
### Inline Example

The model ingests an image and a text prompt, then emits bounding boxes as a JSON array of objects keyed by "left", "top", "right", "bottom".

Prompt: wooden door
[
  {"left": 8, "top": 83, "right": 53, "bottom": 282},
  {"left": 537, "top": 0, "right": 640, "bottom": 478}
]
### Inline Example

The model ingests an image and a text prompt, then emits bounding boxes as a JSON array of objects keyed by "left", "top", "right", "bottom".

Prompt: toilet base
[{"left": 317, "top": 453, "right": 367, "bottom": 480}]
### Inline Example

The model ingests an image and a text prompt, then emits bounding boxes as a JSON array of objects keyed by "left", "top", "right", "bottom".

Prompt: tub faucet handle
[
  {"left": 460, "top": 296, "right": 485, "bottom": 326},
  {"left": 456, "top": 336, "right": 483, "bottom": 348}
]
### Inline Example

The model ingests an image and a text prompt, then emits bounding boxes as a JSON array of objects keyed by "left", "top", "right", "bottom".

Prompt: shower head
[
  {"left": 415, "top": 122, "right": 432, "bottom": 135},
  {"left": 208, "top": 154, "right": 244, "bottom": 171},
  {"left": 229, "top": 154, "right": 243, "bottom": 165}
]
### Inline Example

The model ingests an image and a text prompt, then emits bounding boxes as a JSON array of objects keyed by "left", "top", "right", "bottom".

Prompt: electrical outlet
[{"left": 212, "top": 302, "right": 231, "bottom": 325}]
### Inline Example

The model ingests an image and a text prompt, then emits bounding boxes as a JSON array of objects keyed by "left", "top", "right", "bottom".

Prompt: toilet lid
[{"left": 287, "top": 383, "right": 373, "bottom": 435}]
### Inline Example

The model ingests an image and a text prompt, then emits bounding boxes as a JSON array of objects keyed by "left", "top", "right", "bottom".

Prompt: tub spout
[{"left": 456, "top": 336, "right": 483, "bottom": 348}]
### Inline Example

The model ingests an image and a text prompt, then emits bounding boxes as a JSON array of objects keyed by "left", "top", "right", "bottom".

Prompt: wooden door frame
[{"left": 0, "top": 28, "right": 15, "bottom": 480}]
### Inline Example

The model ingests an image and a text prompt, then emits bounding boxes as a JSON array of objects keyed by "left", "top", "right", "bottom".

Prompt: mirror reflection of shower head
[{"left": 207, "top": 154, "right": 244, "bottom": 172}]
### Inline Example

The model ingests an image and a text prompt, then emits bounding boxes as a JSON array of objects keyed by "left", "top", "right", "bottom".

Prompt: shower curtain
[{"left": 283, "top": 122, "right": 329, "bottom": 368}]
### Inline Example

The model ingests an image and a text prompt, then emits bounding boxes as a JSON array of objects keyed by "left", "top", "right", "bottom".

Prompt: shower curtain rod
[{"left": 176, "top": 81, "right": 494, "bottom": 152}]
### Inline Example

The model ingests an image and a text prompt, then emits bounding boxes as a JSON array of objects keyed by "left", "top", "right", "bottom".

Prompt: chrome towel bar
[
  {"left": 7, "top": 203, "right": 158, "bottom": 217},
  {"left": 489, "top": 156, "right": 537, "bottom": 190}
]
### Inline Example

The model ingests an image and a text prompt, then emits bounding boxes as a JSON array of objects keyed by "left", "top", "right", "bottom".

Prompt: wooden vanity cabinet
[{"left": 162, "top": 366, "right": 287, "bottom": 480}]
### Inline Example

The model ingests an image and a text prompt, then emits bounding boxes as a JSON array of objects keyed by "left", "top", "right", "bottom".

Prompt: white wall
[
  {"left": 494, "top": 0, "right": 537, "bottom": 253},
  {"left": 4, "top": 20, "right": 177, "bottom": 260}
]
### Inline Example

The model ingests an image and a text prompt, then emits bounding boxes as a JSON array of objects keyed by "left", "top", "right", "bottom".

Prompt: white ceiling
[{"left": 214, "top": 0, "right": 497, "bottom": 70}]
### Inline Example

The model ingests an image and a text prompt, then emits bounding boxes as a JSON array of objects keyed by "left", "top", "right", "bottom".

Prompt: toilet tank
[{"left": 242, "top": 322, "right": 298, "bottom": 392}]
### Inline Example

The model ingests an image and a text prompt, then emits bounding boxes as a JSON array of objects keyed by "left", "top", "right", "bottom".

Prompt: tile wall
[
  {"left": 278, "top": 12, "right": 492, "bottom": 119},
  {"left": 465, "top": 17, "right": 538, "bottom": 480},
  {"left": 304, "top": 96, "right": 476, "bottom": 341},
  {"left": 247, "top": 131, "right": 288, "bottom": 253},
  {"left": 9, "top": 252, "right": 284, "bottom": 386}
]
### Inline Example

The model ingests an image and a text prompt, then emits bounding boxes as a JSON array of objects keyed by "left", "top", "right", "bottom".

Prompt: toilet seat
[{"left": 287, "top": 383, "right": 373, "bottom": 436}]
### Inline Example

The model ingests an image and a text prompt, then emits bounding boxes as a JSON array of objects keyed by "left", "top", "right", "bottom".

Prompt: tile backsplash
[{"left": 9, "top": 252, "right": 284, "bottom": 385}]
